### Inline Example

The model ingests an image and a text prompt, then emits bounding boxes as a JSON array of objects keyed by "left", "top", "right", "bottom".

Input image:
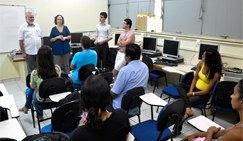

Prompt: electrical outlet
[
  {"left": 196, "top": 39, "right": 200, "bottom": 47},
  {"left": 172, "top": 37, "right": 176, "bottom": 40}
]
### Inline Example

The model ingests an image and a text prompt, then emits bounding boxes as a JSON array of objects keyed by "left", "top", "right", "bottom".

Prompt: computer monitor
[
  {"left": 198, "top": 43, "right": 219, "bottom": 59},
  {"left": 71, "top": 32, "right": 83, "bottom": 44},
  {"left": 114, "top": 33, "right": 120, "bottom": 45},
  {"left": 142, "top": 37, "right": 157, "bottom": 52},
  {"left": 43, "top": 36, "right": 52, "bottom": 47},
  {"left": 163, "top": 39, "right": 180, "bottom": 58}
]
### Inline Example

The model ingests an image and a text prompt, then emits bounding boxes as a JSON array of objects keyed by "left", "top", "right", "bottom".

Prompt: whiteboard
[{"left": 0, "top": 5, "right": 25, "bottom": 53}]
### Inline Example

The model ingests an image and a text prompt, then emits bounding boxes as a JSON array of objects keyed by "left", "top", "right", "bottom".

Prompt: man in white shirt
[
  {"left": 18, "top": 12, "right": 43, "bottom": 74},
  {"left": 95, "top": 12, "right": 112, "bottom": 68},
  {"left": 112, "top": 18, "right": 135, "bottom": 77}
]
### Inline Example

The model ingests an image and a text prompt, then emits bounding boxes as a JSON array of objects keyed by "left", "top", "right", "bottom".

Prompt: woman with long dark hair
[
  {"left": 70, "top": 75, "right": 130, "bottom": 141},
  {"left": 31, "top": 45, "right": 61, "bottom": 119},
  {"left": 178, "top": 48, "right": 222, "bottom": 119}
]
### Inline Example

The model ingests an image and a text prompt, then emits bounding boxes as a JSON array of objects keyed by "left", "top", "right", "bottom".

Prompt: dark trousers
[
  {"left": 26, "top": 54, "right": 37, "bottom": 74},
  {"left": 177, "top": 83, "right": 211, "bottom": 108},
  {"left": 96, "top": 42, "right": 109, "bottom": 68}
]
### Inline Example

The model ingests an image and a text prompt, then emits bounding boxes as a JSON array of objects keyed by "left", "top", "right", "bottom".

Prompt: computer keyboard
[
  {"left": 154, "top": 60, "right": 177, "bottom": 66},
  {"left": 191, "top": 66, "right": 197, "bottom": 71}
]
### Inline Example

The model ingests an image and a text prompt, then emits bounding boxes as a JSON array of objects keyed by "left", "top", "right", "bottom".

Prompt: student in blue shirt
[
  {"left": 69, "top": 36, "right": 97, "bottom": 88},
  {"left": 50, "top": 15, "right": 71, "bottom": 74}
]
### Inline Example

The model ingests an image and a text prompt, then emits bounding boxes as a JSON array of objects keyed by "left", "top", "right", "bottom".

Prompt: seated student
[
  {"left": 111, "top": 44, "right": 149, "bottom": 110},
  {"left": 31, "top": 46, "right": 62, "bottom": 119},
  {"left": 177, "top": 49, "right": 222, "bottom": 119},
  {"left": 69, "top": 36, "right": 97, "bottom": 88},
  {"left": 70, "top": 75, "right": 130, "bottom": 141},
  {"left": 183, "top": 79, "right": 243, "bottom": 141}
]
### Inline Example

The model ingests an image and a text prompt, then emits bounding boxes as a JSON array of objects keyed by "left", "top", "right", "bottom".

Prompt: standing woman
[{"left": 50, "top": 14, "right": 71, "bottom": 74}]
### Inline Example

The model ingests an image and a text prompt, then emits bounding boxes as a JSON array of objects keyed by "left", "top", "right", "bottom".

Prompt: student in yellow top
[
  {"left": 178, "top": 48, "right": 222, "bottom": 119},
  {"left": 183, "top": 79, "right": 243, "bottom": 141}
]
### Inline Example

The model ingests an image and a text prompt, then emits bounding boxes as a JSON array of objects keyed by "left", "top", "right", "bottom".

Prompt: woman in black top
[{"left": 70, "top": 75, "right": 130, "bottom": 141}]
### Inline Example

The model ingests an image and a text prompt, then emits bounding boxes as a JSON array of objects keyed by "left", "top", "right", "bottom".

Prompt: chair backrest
[
  {"left": 180, "top": 71, "right": 194, "bottom": 85},
  {"left": 142, "top": 56, "right": 153, "bottom": 70},
  {"left": 26, "top": 74, "right": 31, "bottom": 88},
  {"left": 0, "top": 106, "right": 8, "bottom": 122},
  {"left": 214, "top": 81, "right": 237, "bottom": 108},
  {"left": 157, "top": 99, "right": 185, "bottom": 135},
  {"left": 98, "top": 72, "right": 113, "bottom": 85},
  {"left": 78, "top": 64, "right": 95, "bottom": 81},
  {"left": 121, "top": 87, "right": 145, "bottom": 111},
  {"left": 39, "top": 77, "right": 67, "bottom": 100},
  {"left": 51, "top": 100, "right": 81, "bottom": 133},
  {"left": 22, "top": 132, "right": 69, "bottom": 141}
]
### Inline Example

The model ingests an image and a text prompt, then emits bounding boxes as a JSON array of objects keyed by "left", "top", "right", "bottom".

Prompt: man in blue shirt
[
  {"left": 69, "top": 36, "right": 97, "bottom": 87},
  {"left": 111, "top": 44, "right": 149, "bottom": 109}
]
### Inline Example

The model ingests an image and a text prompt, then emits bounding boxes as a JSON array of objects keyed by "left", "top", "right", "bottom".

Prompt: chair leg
[
  {"left": 212, "top": 109, "right": 216, "bottom": 121},
  {"left": 31, "top": 107, "right": 35, "bottom": 128},
  {"left": 164, "top": 76, "right": 168, "bottom": 86},
  {"left": 150, "top": 105, "right": 154, "bottom": 120},
  {"left": 153, "top": 81, "right": 157, "bottom": 93},
  {"left": 137, "top": 115, "right": 141, "bottom": 123},
  {"left": 203, "top": 108, "right": 207, "bottom": 117},
  {"left": 37, "top": 114, "right": 41, "bottom": 133}
]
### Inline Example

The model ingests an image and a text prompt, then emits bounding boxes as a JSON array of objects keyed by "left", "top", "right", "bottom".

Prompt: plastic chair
[
  {"left": 142, "top": 56, "right": 167, "bottom": 93},
  {"left": 98, "top": 72, "right": 113, "bottom": 85},
  {"left": 121, "top": 87, "right": 145, "bottom": 123},
  {"left": 193, "top": 79, "right": 220, "bottom": 116},
  {"left": 212, "top": 81, "right": 238, "bottom": 121},
  {"left": 131, "top": 99, "right": 186, "bottom": 141},
  {"left": 73, "top": 64, "right": 95, "bottom": 90},
  {"left": 41, "top": 100, "right": 81, "bottom": 137},
  {"left": 35, "top": 77, "right": 67, "bottom": 133},
  {"left": 22, "top": 131, "right": 69, "bottom": 141},
  {"left": 160, "top": 71, "right": 194, "bottom": 102}
]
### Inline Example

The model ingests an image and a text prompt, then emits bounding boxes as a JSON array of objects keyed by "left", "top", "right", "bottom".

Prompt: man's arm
[{"left": 19, "top": 40, "right": 26, "bottom": 60}]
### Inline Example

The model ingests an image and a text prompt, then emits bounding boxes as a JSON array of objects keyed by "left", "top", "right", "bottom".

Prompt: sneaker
[{"left": 19, "top": 107, "right": 28, "bottom": 114}]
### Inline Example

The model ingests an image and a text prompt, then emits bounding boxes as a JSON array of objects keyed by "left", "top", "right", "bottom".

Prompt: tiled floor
[{"left": 1, "top": 78, "right": 237, "bottom": 140}]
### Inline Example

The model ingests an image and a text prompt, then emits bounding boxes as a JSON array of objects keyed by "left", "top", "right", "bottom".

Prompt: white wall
[{"left": 0, "top": 0, "right": 108, "bottom": 36}]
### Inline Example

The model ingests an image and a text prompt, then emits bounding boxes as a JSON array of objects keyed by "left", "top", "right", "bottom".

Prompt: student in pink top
[{"left": 112, "top": 18, "right": 135, "bottom": 77}]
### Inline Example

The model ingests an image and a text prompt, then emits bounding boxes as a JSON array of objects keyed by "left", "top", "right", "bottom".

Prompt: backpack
[{"left": 22, "top": 132, "right": 69, "bottom": 141}]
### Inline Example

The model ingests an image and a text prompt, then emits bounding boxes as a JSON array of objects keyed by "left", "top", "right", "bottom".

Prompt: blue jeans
[
  {"left": 25, "top": 88, "right": 34, "bottom": 109},
  {"left": 32, "top": 93, "right": 57, "bottom": 116}
]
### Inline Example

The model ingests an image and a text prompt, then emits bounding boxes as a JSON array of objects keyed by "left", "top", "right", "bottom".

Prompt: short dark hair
[
  {"left": 125, "top": 44, "right": 141, "bottom": 61},
  {"left": 54, "top": 14, "right": 64, "bottom": 25},
  {"left": 238, "top": 79, "right": 243, "bottom": 100},
  {"left": 80, "top": 36, "right": 91, "bottom": 49},
  {"left": 81, "top": 75, "right": 112, "bottom": 128},
  {"left": 124, "top": 18, "right": 132, "bottom": 28},
  {"left": 100, "top": 12, "right": 107, "bottom": 19}
]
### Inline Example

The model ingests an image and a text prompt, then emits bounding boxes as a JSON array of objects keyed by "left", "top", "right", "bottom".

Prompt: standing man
[
  {"left": 18, "top": 12, "right": 43, "bottom": 74},
  {"left": 111, "top": 44, "right": 149, "bottom": 109},
  {"left": 112, "top": 18, "right": 135, "bottom": 77},
  {"left": 95, "top": 12, "right": 112, "bottom": 68}
]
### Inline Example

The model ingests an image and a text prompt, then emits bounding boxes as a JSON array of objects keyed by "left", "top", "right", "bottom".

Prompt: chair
[
  {"left": 35, "top": 77, "right": 67, "bottom": 132},
  {"left": 212, "top": 81, "right": 238, "bottom": 121},
  {"left": 121, "top": 87, "right": 145, "bottom": 123},
  {"left": 160, "top": 71, "right": 194, "bottom": 102},
  {"left": 98, "top": 72, "right": 113, "bottom": 85},
  {"left": 131, "top": 99, "right": 186, "bottom": 141},
  {"left": 73, "top": 64, "right": 95, "bottom": 90},
  {"left": 41, "top": 100, "right": 81, "bottom": 137},
  {"left": 22, "top": 132, "right": 69, "bottom": 141},
  {"left": 193, "top": 79, "right": 220, "bottom": 116},
  {"left": 142, "top": 56, "right": 167, "bottom": 93}
]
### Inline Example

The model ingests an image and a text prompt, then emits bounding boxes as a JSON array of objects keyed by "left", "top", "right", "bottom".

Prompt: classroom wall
[{"left": 0, "top": 0, "right": 108, "bottom": 80}]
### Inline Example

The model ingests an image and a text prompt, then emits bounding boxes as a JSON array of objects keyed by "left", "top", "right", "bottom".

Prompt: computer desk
[{"left": 151, "top": 57, "right": 193, "bottom": 76}]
